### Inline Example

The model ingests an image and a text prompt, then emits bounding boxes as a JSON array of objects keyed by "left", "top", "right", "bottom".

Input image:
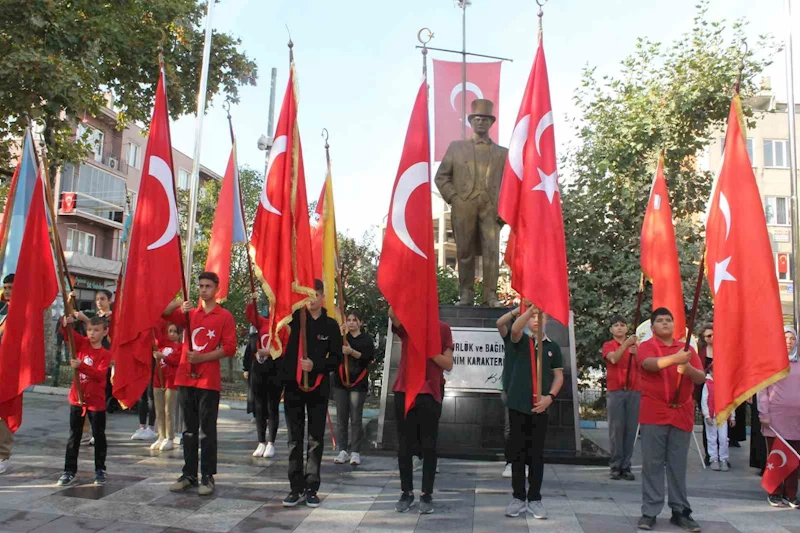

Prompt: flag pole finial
[
  {"left": 286, "top": 26, "right": 294, "bottom": 63},
  {"left": 322, "top": 128, "right": 330, "bottom": 164},
  {"left": 536, "top": 0, "right": 546, "bottom": 32},
  {"left": 734, "top": 42, "right": 748, "bottom": 95},
  {"left": 417, "top": 28, "right": 433, "bottom": 78}
]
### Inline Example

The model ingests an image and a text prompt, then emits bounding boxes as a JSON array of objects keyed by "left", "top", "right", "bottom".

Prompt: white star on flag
[
  {"left": 533, "top": 169, "right": 559, "bottom": 204},
  {"left": 767, "top": 462, "right": 775, "bottom": 470},
  {"left": 207, "top": 330, "right": 216, "bottom": 339},
  {"left": 713, "top": 256, "right": 737, "bottom": 294}
]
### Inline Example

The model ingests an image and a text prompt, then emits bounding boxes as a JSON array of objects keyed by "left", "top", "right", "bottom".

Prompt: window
[
  {"left": 765, "top": 196, "right": 790, "bottom": 226},
  {"left": 777, "top": 253, "right": 793, "bottom": 282},
  {"left": 178, "top": 168, "right": 190, "bottom": 190},
  {"left": 720, "top": 136, "right": 753, "bottom": 164},
  {"left": 126, "top": 142, "right": 140, "bottom": 169},
  {"left": 77, "top": 124, "right": 104, "bottom": 162},
  {"left": 66, "top": 228, "right": 97, "bottom": 256},
  {"left": 763, "top": 139, "right": 789, "bottom": 168}
]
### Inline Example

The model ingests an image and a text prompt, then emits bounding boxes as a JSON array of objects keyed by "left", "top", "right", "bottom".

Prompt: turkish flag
[
  {"left": 706, "top": 96, "right": 789, "bottom": 424},
  {"left": 206, "top": 140, "right": 247, "bottom": 302},
  {"left": 432, "top": 60, "right": 501, "bottom": 161},
  {"left": 762, "top": 435, "right": 800, "bottom": 494},
  {"left": 112, "top": 67, "right": 183, "bottom": 409},
  {"left": 249, "top": 66, "right": 315, "bottom": 360},
  {"left": 778, "top": 253, "right": 789, "bottom": 274},
  {"left": 640, "top": 155, "right": 686, "bottom": 339},
  {"left": 0, "top": 168, "right": 58, "bottom": 432},
  {"left": 498, "top": 37, "right": 570, "bottom": 325},
  {"left": 377, "top": 81, "right": 440, "bottom": 414},
  {"left": 60, "top": 192, "right": 76, "bottom": 214}
]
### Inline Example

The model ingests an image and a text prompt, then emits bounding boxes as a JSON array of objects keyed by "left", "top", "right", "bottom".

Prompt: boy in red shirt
[
  {"left": 151, "top": 321, "right": 181, "bottom": 452},
  {"left": 602, "top": 314, "right": 640, "bottom": 481},
  {"left": 56, "top": 316, "right": 111, "bottom": 487},
  {"left": 636, "top": 308, "right": 705, "bottom": 532},
  {"left": 163, "top": 272, "right": 237, "bottom": 496}
]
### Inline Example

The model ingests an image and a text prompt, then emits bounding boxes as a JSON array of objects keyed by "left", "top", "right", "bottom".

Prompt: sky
[{"left": 170, "top": 0, "right": 798, "bottom": 240}]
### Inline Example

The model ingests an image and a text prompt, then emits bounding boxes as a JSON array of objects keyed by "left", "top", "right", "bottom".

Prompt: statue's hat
[{"left": 467, "top": 99, "right": 496, "bottom": 122}]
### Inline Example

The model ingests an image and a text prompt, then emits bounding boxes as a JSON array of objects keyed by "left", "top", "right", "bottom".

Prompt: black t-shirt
[
  {"left": 283, "top": 308, "right": 342, "bottom": 395},
  {"left": 333, "top": 331, "right": 375, "bottom": 391}
]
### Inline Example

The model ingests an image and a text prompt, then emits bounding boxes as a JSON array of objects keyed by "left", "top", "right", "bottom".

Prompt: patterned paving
[{"left": 0, "top": 393, "right": 796, "bottom": 532}]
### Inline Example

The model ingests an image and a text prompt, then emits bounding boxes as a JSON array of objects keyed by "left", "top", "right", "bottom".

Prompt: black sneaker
[
  {"left": 169, "top": 475, "right": 197, "bottom": 492},
  {"left": 610, "top": 469, "right": 621, "bottom": 480},
  {"left": 637, "top": 515, "right": 656, "bottom": 530},
  {"left": 283, "top": 490, "right": 305, "bottom": 507},
  {"left": 419, "top": 493, "right": 434, "bottom": 514},
  {"left": 768, "top": 494, "right": 787, "bottom": 507},
  {"left": 670, "top": 510, "right": 701, "bottom": 532},
  {"left": 395, "top": 491, "right": 415, "bottom": 513},
  {"left": 620, "top": 470, "right": 635, "bottom": 481},
  {"left": 93, "top": 469, "right": 107, "bottom": 485},
  {"left": 306, "top": 491, "right": 320, "bottom": 508},
  {"left": 788, "top": 498, "right": 800, "bottom": 509},
  {"left": 56, "top": 471, "right": 76, "bottom": 487},
  {"left": 198, "top": 475, "right": 215, "bottom": 496}
]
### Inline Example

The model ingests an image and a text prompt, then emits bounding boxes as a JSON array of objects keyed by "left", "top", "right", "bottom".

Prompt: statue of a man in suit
[{"left": 435, "top": 99, "right": 508, "bottom": 307}]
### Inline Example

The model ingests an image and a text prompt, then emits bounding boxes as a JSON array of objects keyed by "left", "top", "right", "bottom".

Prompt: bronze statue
[{"left": 435, "top": 99, "right": 508, "bottom": 307}]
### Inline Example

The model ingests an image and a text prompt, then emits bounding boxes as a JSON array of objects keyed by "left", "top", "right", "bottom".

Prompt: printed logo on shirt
[
  {"left": 318, "top": 335, "right": 329, "bottom": 341},
  {"left": 548, "top": 351, "right": 553, "bottom": 358},
  {"left": 83, "top": 356, "right": 94, "bottom": 366}
]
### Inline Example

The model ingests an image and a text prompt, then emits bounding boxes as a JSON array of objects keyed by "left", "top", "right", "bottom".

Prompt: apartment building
[
  {"left": 705, "top": 84, "right": 800, "bottom": 320},
  {"left": 56, "top": 100, "right": 221, "bottom": 311}
]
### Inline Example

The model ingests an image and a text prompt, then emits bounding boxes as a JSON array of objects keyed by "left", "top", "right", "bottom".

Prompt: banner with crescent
[{"left": 432, "top": 59, "right": 501, "bottom": 161}]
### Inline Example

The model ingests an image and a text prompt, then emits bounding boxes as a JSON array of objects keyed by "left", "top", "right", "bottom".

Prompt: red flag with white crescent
[
  {"left": 249, "top": 65, "right": 315, "bottom": 360},
  {"left": 112, "top": 68, "right": 183, "bottom": 409},
  {"left": 498, "top": 37, "right": 570, "bottom": 325},
  {"left": 377, "top": 81, "right": 441, "bottom": 414}
]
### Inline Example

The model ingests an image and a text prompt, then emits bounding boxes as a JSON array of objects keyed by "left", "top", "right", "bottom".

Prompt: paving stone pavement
[{"left": 0, "top": 393, "right": 797, "bottom": 532}]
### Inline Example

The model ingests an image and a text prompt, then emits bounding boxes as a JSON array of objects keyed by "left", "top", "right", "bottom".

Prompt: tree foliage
[
  {"left": 562, "top": 1, "right": 778, "bottom": 376},
  {"left": 0, "top": 0, "right": 257, "bottom": 172}
]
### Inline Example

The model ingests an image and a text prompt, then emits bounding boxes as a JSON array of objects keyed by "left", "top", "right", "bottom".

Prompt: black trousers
[
  {"left": 394, "top": 392, "right": 442, "bottom": 495},
  {"left": 285, "top": 384, "right": 328, "bottom": 493},
  {"left": 138, "top": 383, "right": 155, "bottom": 426},
  {"left": 64, "top": 406, "right": 107, "bottom": 474},
  {"left": 253, "top": 377, "right": 283, "bottom": 444},
  {"left": 508, "top": 409, "right": 548, "bottom": 501},
  {"left": 179, "top": 386, "right": 220, "bottom": 479}
]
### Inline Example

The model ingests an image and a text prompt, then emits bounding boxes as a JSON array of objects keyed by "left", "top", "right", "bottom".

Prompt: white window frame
[
  {"left": 126, "top": 142, "right": 140, "bottom": 169},
  {"left": 77, "top": 124, "right": 104, "bottom": 162},
  {"left": 763, "top": 139, "right": 789, "bottom": 169},
  {"left": 178, "top": 168, "right": 190, "bottom": 190},
  {"left": 765, "top": 196, "right": 791, "bottom": 227},
  {"left": 66, "top": 228, "right": 97, "bottom": 256},
  {"left": 777, "top": 253, "right": 793, "bottom": 282}
]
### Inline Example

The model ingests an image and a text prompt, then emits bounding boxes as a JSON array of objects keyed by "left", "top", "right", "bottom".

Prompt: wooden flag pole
[
  {"left": 536, "top": 310, "right": 544, "bottom": 402},
  {"left": 672, "top": 245, "right": 705, "bottom": 406},
  {"left": 627, "top": 273, "right": 645, "bottom": 390}
]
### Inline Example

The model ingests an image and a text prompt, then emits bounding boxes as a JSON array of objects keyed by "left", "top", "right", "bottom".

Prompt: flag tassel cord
[{"left": 28, "top": 120, "right": 84, "bottom": 406}]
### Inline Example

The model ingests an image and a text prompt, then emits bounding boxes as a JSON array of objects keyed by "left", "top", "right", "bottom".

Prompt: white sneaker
[
  {"left": 413, "top": 456, "right": 422, "bottom": 472},
  {"left": 140, "top": 428, "right": 157, "bottom": 440},
  {"left": 150, "top": 438, "right": 164, "bottom": 451},
  {"left": 253, "top": 443, "right": 267, "bottom": 457},
  {"left": 0, "top": 459, "right": 9, "bottom": 475},
  {"left": 505, "top": 498, "right": 526, "bottom": 517},
  {"left": 528, "top": 500, "right": 547, "bottom": 519},
  {"left": 159, "top": 439, "right": 174, "bottom": 451},
  {"left": 131, "top": 428, "right": 145, "bottom": 440},
  {"left": 334, "top": 450, "right": 350, "bottom": 464},
  {"left": 502, "top": 463, "right": 512, "bottom": 478},
  {"left": 264, "top": 442, "right": 276, "bottom": 458},
  {"left": 350, "top": 452, "right": 361, "bottom": 465}
]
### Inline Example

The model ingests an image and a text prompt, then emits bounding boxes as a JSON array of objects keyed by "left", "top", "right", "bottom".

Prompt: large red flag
[
  {"left": 0, "top": 170, "right": 58, "bottom": 432},
  {"left": 498, "top": 37, "right": 570, "bottom": 325},
  {"left": 640, "top": 155, "right": 686, "bottom": 338},
  {"left": 706, "top": 96, "right": 789, "bottom": 424},
  {"left": 206, "top": 140, "right": 247, "bottom": 301},
  {"left": 432, "top": 60, "right": 501, "bottom": 161},
  {"left": 250, "top": 65, "right": 315, "bottom": 359},
  {"left": 112, "top": 68, "right": 183, "bottom": 408},
  {"left": 377, "top": 81, "right": 440, "bottom": 414},
  {"left": 762, "top": 434, "right": 800, "bottom": 494}
]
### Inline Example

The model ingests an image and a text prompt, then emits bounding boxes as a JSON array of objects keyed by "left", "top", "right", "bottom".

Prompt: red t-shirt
[
  {"left": 391, "top": 321, "right": 454, "bottom": 405},
  {"left": 602, "top": 339, "right": 638, "bottom": 391},
  {"left": 153, "top": 338, "right": 181, "bottom": 390},
  {"left": 637, "top": 337, "right": 702, "bottom": 432},
  {"left": 67, "top": 333, "right": 111, "bottom": 411},
  {"left": 167, "top": 304, "right": 237, "bottom": 391}
]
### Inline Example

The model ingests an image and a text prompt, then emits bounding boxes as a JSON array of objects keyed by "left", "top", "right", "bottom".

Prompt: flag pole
[
  {"left": 30, "top": 124, "right": 84, "bottom": 406},
  {"left": 627, "top": 272, "right": 645, "bottom": 390},
  {"left": 458, "top": 0, "right": 469, "bottom": 140},
  {"left": 671, "top": 245, "right": 705, "bottom": 406},
  {"left": 785, "top": 0, "right": 800, "bottom": 331}
]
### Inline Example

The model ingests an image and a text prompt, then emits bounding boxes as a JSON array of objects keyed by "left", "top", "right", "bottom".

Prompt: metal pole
[
  {"left": 183, "top": 0, "right": 214, "bottom": 284},
  {"left": 267, "top": 67, "right": 277, "bottom": 154},
  {"left": 786, "top": 0, "right": 800, "bottom": 330},
  {"left": 461, "top": 0, "right": 468, "bottom": 140}
]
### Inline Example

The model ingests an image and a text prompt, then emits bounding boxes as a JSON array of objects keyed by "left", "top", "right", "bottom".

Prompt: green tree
[
  {"left": 562, "top": 1, "right": 777, "bottom": 376},
  {"left": 0, "top": 0, "right": 257, "bottom": 173}
]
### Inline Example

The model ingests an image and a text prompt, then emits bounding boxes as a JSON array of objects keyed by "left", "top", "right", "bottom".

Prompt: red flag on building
[
  {"left": 377, "top": 81, "right": 440, "bottom": 414},
  {"left": 112, "top": 67, "right": 183, "bottom": 409},
  {"left": 0, "top": 170, "right": 58, "bottom": 432},
  {"left": 640, "top": 155, "right": 686, "bottom": 338},
  {"left": 497, "top": 37, "right": 570, "bottom": 325},
  {"left": 249, "top": 65, "right": 315, "bottom": 359},
  {"left": 706, "top": 96, "right": 789, "bottom": 424},
  {"left": 206, "top": 140, "right": 247, "bottom": 301},
  {"left": 432, "top": 60, "right": 501, "bottom": 161},
  {"left": 762, "top": 433, "right": 800, "bottom": 494}
]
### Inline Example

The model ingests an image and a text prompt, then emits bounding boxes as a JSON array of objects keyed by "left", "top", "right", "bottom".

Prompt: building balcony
[
  {"left": 59, "top": 162, "right": 128, "bottom": 229},
  {"left": 64, "top": 251, "right": 121, "bottom": 281}
]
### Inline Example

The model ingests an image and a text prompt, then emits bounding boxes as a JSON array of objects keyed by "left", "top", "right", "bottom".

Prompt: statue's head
[{"left": 468, "top": 99, "right": 496, "bottom": 135}]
